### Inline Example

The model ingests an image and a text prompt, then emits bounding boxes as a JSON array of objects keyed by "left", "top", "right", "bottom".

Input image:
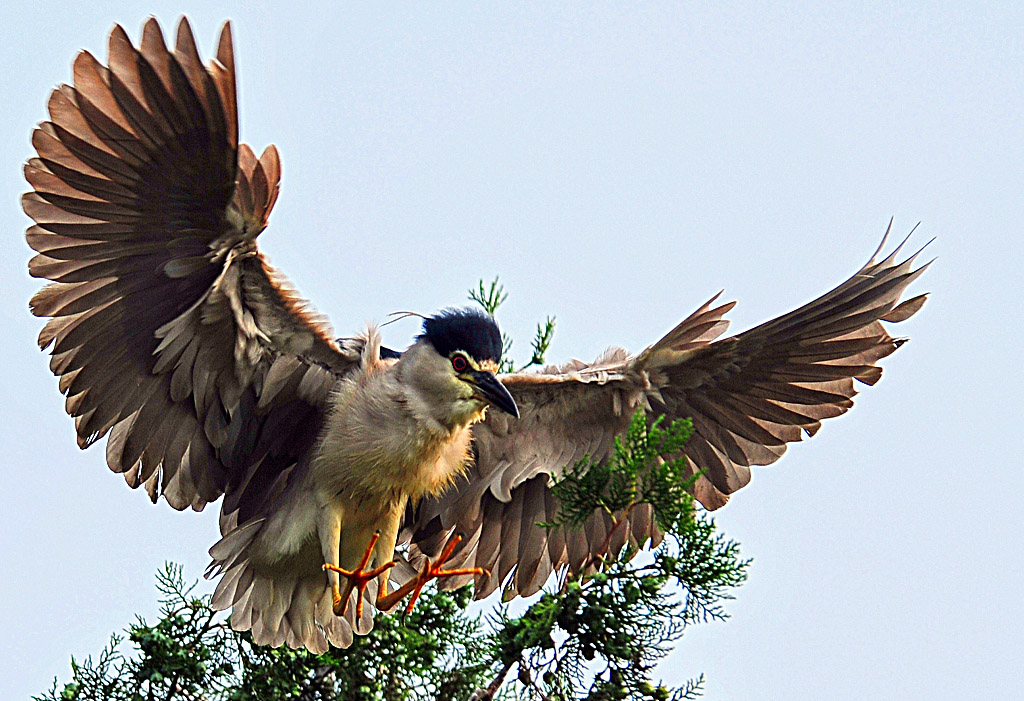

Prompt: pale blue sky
[{"left": 1, "top": 2, "right": 1020, "bottom": 699}]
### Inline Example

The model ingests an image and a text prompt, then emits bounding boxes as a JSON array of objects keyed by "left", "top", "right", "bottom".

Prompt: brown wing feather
[
  {"left": 642, "top": 226, "right": 931, "bottom": 504},
  {"left": 25, "top": 18, "right": 353, "bottom": 518},
  {"left": 407, "top": 226, "right": 927, "bottom": 601}
]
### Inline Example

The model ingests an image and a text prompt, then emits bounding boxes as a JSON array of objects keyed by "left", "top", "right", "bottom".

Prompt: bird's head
[{"left": 402, "top": 308, "right": 519, "bottom": 427}]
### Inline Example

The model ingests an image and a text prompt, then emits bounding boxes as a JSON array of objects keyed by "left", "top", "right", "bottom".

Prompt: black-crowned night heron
[{"left": 25, "top": 19, "right": 929, "bottom": 652}]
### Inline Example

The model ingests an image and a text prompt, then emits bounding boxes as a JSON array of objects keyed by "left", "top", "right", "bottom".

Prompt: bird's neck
[{"left": 316, "top": 367, "right": 478, "bottom": 504}]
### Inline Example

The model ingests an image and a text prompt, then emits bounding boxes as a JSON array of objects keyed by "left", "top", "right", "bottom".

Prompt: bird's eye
[{"left": 451, "top": 354, "right": 469, "bottom": 372}]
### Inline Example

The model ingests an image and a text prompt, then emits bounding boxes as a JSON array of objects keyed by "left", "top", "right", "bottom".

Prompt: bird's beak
[{"left": 470, "top": 371, "right": 520, "bottom": 418}]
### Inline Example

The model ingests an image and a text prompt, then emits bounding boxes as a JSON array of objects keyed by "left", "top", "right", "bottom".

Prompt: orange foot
[
  {"left": 323, "top": 531, "right": 397, "bottom": 619},
  {"left": 376, "top": 533, "right": 489, "bottom": 615}
]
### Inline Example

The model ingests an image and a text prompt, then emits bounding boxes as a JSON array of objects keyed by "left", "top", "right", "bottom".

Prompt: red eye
[{"left": 451, "top": 355, "right": 468, "bottom": 372}]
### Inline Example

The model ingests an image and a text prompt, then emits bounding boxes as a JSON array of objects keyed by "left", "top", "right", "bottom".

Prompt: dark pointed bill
[{"left": 470, "top": 371, "right": 519, "bottom": 418}]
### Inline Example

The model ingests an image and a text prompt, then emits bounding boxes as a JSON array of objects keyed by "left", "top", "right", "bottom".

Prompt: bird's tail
[{"left": 206, "top": 518, "right": 376, "bottom": 653}]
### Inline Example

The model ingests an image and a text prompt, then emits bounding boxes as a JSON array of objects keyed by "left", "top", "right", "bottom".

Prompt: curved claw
[
  {"left": 324, "top": 531, "right": 397, "bottom": 619},
  {"left": 375, "top": 533, "right": 490, "bottom": 615}
]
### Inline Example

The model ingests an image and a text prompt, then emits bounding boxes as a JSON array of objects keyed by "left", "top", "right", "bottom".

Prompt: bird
[{"left": 24, "top": 17, "right": 929, "bottom": 653}]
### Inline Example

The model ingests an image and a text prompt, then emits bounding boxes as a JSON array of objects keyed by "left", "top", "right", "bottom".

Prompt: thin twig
[
  {"left": 468, "top": 657, "right": 517, "bottom": 701},
  {"left": 582, "top": 503, "right": 638, "bottom": 572}
]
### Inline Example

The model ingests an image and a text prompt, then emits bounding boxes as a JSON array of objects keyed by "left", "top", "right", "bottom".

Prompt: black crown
[{"left": 421, "top": 308, "right": 502, "bottom": 363}]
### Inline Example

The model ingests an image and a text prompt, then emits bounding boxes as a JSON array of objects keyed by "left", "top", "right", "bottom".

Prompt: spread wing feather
[
  {"left": 25, "top": 18, "right": 352, "bottom": 520},
  {"left": 409, "top": 225, "right": 928, "bottom": 599}
]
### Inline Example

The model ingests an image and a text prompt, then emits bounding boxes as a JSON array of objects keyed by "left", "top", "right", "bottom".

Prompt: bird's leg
[
  {"left": 375, "top": 533, "right": 488, "bottom": 615},
  {"left": 318, "top": 509, "right": 346, "bottom": 615},
  {"left": 323, "top": 530, "right": 397, "bottom": 619}
]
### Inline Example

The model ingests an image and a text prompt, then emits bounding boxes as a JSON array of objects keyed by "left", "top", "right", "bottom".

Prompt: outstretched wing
[
  {"left": 635, "top": 230, "right": 930, "bottom": 509},
  {"left": 25, "top": 18, "right": 354, "bottom": 520},
  {"left": 407, "top": 227, "right": 929, "bottom": 599}
]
